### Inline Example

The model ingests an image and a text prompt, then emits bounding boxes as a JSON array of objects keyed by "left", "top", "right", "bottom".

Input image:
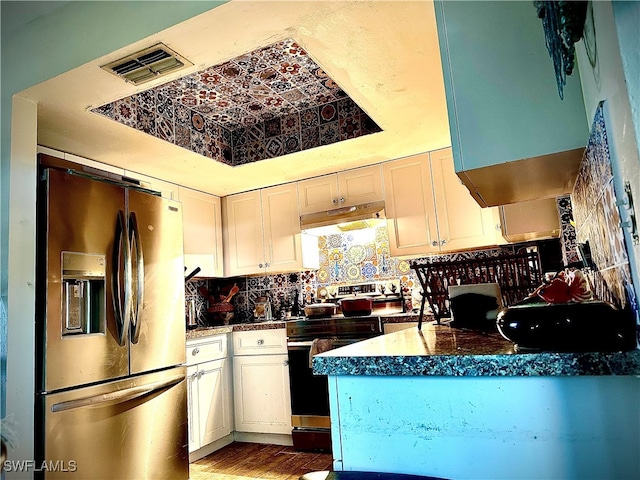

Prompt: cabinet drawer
[
  {"left": 232, "top": 329, "right": 287, "bottom": 356},
  {"left": 186, "top": 334, "right": 228, "bottom": 365}
]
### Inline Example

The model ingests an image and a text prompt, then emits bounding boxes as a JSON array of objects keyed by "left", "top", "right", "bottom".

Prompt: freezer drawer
[{"left": 37, "top": 367, "right": 188, "bottom": 480}]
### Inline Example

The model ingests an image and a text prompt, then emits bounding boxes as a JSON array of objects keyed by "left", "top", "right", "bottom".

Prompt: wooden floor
[{"left": 189, "top": 442, "right": 333, "bottom": 480}]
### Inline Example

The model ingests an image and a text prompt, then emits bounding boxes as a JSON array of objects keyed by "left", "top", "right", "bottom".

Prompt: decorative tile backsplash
[
  {"left": 198, "top": 225, "right": 563, "bottom": 324},
  {"left": 557, "top": 194, "right": 579, "bottom": 265},
  {"left": 92, "top": 38, "right": 381, "bottom": 166},
  {"left": 571, "top": 101, "right": 635, "bottom": 311}
]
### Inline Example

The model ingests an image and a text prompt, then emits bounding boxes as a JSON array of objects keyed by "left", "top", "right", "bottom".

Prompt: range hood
[{"left": 300, "top": 201, "right": 386, "bottom": 235}]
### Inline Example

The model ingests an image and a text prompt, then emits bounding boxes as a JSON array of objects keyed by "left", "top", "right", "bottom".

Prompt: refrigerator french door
[{"left": 36, "top": 168, "right": 188, "bottom": 479}]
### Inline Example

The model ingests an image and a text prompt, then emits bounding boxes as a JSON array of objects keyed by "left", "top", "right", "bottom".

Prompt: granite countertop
[
  {"left": 313, "top": 321, "right": 640, "bottom": 377},
  {"left": 186, "top": 320, "right": 288, "bottom": 340},
  {"left": 186, "top": 312, "right": 424, "bottom": 340}
]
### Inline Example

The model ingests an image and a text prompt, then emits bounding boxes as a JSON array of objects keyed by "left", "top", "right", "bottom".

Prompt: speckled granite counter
[
  {"left": 185, "top": 321, "right": 286, "bottom": 340},
  {"left": 314, "top": 321, "right": 640, "bottom": 376}
]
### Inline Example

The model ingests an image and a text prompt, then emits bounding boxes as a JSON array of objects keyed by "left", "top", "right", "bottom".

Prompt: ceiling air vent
[{"left": 101, "top": 43, "right": 192, "bottom": 85}]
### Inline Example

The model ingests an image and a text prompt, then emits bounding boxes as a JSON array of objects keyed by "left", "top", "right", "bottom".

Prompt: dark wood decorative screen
[{"left": 411, "top": 251, "right": 543, "bottom": 325}]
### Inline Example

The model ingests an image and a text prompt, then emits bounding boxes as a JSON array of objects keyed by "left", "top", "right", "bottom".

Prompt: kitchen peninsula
[{"left": 315, "top": 323, "right": 640, "bottom": 480}]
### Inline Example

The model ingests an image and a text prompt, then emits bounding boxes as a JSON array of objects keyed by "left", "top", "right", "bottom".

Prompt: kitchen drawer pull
[
  {"left": 192, "top": 347, "right": 200, "bottom": 355},
  {"left": 257, "top": 339, "right": 264, "bottom": 345}
]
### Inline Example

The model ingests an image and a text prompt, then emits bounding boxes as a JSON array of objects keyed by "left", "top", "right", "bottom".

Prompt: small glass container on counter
[{"left": 253, "top": 296, "right": 272, "bottom": 321}]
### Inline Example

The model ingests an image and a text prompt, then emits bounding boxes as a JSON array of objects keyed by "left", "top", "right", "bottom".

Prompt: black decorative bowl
[{"left": 496, "top": 301, "right": 636, "bottom": 352}]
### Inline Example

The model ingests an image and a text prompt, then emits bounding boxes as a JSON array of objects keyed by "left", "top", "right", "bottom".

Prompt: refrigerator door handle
[
  {"left": 112, "top": 209, "right": 131, "bottom": 346},
  {"left": 50, "top": 374, "right": 184, "bottom": 413},
  {"left": 129, "top": 211, "right": 144, "bottom": 344}
]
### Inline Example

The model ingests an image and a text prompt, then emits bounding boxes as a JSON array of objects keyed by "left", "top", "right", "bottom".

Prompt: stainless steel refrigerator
[{"left": 35, "top": 168, "right": 188, "bottom": 479}]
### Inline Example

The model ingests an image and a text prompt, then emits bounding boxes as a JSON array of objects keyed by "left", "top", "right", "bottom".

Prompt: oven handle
[
  {"left": 287, "top": 339, "right": 362, "bottom": 350},
  {"left": 287, "top": 341, "right": 314, "bottom": 348}
]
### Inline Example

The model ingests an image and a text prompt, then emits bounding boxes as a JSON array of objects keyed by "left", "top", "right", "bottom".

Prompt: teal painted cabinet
[{"left": 434, "top": 0, "right": 588, "bottom": 206}]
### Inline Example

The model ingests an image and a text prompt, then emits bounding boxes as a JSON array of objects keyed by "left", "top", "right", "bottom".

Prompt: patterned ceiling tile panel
[{"left": 92, "top": 38, "right": 381, "bottom": 166}]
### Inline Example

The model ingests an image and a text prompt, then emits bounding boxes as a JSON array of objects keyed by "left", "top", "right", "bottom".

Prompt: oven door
[{"left": 287, "top": 339, "right": 356, "bottom": 452}]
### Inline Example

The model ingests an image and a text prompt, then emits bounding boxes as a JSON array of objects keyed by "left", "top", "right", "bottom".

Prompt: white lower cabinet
[
  {"left": 232, "top": 329, "right": 292, "bottom": 435},
  {"left": 186, "top": 335, "right": 233, "bottom": 456}
]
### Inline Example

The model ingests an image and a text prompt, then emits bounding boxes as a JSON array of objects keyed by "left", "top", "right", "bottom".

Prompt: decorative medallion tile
[
  {"left": 361, "top": 262, "right": 377, "bottom": 279},
  {"left": 301, "top": 127, "right": 320, "bottom": 150},
  {"left": 113, "top": 98, "right": 136, "bottom": 127},
  {"left": 283, "top": 134, "right": 301, "bottom": 155},
  {"left": 319, "top": 122, "right": 340, "bottom": 145},
  {"left": 265, "top": 118, "right": 281, "bottom": 138},
  {"left": 319, "top": 103, "right": 338, "bottom": 123},
  {"left": 340, "top": 115, "right": 361, "bottom": 139},
  {"left": 136, "top": 107, "right": 155, "bottom": 134},
  {"left": 337, "top": 98, "right": 359, "bottom": 118},
  {"left": 265, "top": 136, "right": 285, "bottom": 158}
]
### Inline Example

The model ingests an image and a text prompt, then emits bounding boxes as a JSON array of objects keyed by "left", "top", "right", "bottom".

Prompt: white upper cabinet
[
  {"left": 223, "top": 184, "right": 318, "bottom": 276},
  {"left": 178, "top": 187, "right": 224, "bottom": 278},
  {"left": 434, "top": 0, "right": 587, "bottom": 206},
  {"left": 429, "top": 148, "right": 499, "bottom": 252},
  {"left": 298, "top": 165, "right": 384, "bottom": 214},
  {"left": 262, "top": 184, "right": 311, "bottom": 273},
  {"left": 383, "top": 149, "right": 498, "bottom": 257},
  {"left": 383, "top": 153, "right": 440, "bottom": 256},
  {"left": 223, "top": 190, "right": 265, "bottom": 276}
]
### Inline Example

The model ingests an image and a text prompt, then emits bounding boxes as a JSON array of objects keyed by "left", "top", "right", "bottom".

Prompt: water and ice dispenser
[{"left": 61, "top": 252, "right": 106, "bottom": 336}]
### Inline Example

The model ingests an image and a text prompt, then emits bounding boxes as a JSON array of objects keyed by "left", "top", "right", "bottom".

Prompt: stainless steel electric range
[{"left": 286, "top": 281, "right": 404, "bottom": 452}]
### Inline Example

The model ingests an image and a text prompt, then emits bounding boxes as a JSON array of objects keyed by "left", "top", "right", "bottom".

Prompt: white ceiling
[{"left": 20, "top": 0, "right": 450, "bottom": 197}]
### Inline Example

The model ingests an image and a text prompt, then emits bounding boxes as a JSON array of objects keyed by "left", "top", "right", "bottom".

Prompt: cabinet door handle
[
  {"left": 440, "top": 239, "right": 447, "bottom": 245},
  {"left": 283, "top": 359, "right": 289, "bottom": 366},
  {"left": 258, "top": 263, "right": 263, "bottom": 269},
  {"left": 257, "top": 339, "right": 264, "bottom": 345},
  {"left": 332, "top": 198, "right": 338, "bottom": 205},
  {"left": 431, "top": 241, "right": 438, "bottom": 247},
  {"left": 339, "top": 197, "right": 345, "bottom": 204}
]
